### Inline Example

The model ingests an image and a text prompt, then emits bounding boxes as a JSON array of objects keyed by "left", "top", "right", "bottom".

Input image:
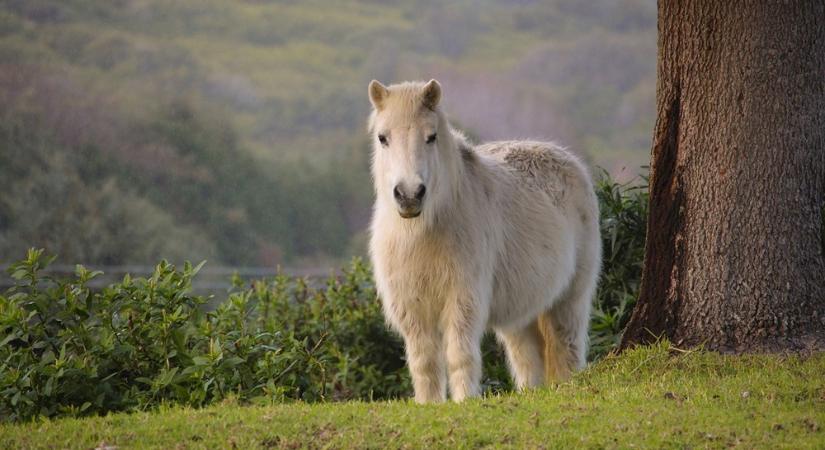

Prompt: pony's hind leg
[
  {"left": 540, "top": 269, "right": 596, "bottom": 382},
  {"left": 495, "top": 320, "right": 545, "bottom": 389},
  {"left": 541, "top": 219, "right": 600, "bottom": 382},
  {"left": 538, "top": 310, "right": 576, "bottom": 382}
]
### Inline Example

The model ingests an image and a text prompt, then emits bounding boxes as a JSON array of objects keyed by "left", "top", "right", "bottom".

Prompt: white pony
[{"left": 367, "top": 80, "right": 601, "bottom": 403}]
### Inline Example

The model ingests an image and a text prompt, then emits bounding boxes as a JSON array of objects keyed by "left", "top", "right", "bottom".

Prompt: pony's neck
[
  {"left": 429, "top": 126, "right": 474, "bottom": 223},
  {"left": 448, "top": 125, "right": 474, "bottom": 180}
]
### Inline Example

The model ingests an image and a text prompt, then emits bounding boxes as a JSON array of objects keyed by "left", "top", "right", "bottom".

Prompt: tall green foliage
[
  {"left": 0, "top": 171, "right": 648, "bottom": 422},
  {"left": 590, "top": 170, "right": 648, "bottom": 358},
  {"left": 0, "top": 250, "right": 409, "bottom": 422}
]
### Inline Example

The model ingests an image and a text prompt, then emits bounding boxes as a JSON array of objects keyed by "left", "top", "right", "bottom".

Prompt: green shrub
[
  {"left": 0, "top": 171, "right": 648, "bottom": 422},
  {"left": 590, "top": 169, "right": 648, "bottom": 358},
  {"left": 0, "top": 249, "right": 413, "bottom": 422}
]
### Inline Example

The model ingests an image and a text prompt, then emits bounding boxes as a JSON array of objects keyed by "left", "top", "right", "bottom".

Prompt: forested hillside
[{"left": 0, "top": 0, "right": 655, "bottom": 266}]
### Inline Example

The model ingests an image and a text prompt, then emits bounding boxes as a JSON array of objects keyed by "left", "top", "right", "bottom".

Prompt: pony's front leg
[
  {"left": 443, "top": 293, "right": 486, "bottom": 402},
  {"left": 403, "top": 326, "right": 446, "bottom": 403}
]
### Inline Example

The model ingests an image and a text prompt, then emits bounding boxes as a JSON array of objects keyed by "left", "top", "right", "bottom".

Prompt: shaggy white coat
[{"left": 367, "top": 80, "right": 601, "bottom": 403}]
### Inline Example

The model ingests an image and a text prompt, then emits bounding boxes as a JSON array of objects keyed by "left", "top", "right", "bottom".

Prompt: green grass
[{"left": 3, "top": 342, "right": 824, "bottom": 449}]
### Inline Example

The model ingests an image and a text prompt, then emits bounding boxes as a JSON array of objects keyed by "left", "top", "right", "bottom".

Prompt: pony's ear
[
  {"left": 368, "top": 80, "right": 389, "bottom": 110},
  {"left": 421, "top": 79, "right": 441, "bottom": 110}
]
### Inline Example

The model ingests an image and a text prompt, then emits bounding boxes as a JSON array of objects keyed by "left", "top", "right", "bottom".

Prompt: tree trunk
[{"left": 621, "top": 1, "right": 825, "bottom": 353}]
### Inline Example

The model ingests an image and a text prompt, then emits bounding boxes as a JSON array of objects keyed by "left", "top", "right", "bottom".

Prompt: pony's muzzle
[{"left": 393, "top": 184, "right": 426, "bottom": 218}]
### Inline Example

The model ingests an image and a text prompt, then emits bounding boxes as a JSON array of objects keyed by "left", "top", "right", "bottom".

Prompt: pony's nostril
[
  {"left": 393, "top": 185, "right": 402, "bottom": 200},
  {"left": 415, "top": 185, "right": 426, "bottom": 201}
]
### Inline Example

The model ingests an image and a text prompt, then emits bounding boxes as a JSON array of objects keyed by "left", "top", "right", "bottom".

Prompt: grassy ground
[{"left": 2, "top": 342, "right": 823, "bottom": 449}]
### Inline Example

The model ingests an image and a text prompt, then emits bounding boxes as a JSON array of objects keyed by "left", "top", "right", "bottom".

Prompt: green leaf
[
  {"left": 10, "top": 269, "right": 27, "bottom": 280},
  {"left": 222, "top": 356, "right": 245, "bottom": 367},
  {"left": 0, "top": 333, "right": 17, "bottom": 347},
  {"left": 156, "top": 367, "right": 179, "bottom": 388},
  {"left": 192, "top": 260, "right": 207, "bottom": 276},
  {"left": 180, "top": 366, "right": 201, "bottom": 376},
  {"left": 44, "top": 376, "right": 55, "bottom": 396},
  {"left": 41, "top": 351, "right": 55, "bottom": 365},
  {"left": 192, "top": 356, "right": 211, "bottom": 366}
]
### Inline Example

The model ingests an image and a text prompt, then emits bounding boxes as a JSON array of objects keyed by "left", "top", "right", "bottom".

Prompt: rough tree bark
[{"left": 620, "top": 1, "right": 825, "bottom": 352}]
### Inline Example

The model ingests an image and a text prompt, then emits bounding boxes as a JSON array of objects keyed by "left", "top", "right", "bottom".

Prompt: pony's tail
[{"left": 537, "top": 311, "right": 576, "bottom": 383}]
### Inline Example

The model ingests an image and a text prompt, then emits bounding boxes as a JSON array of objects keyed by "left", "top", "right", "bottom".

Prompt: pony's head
[{"left": 368, "top": 79, "right": 459, "bottom": 223}]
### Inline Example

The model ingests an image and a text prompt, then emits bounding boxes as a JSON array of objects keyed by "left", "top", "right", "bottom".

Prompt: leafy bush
[
  {"left": 590, "top": 170, "right": 648, "bottom": 358},
  {"left": 0, "top": 249, "right": 412, "bottom": 422},
  {"left": 0, "top": 171, "right": 648, "bottom": 422}
]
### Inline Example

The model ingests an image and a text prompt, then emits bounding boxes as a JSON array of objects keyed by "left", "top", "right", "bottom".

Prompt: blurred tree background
[{"left": 0, "top": 0, "right": 655, "bottom": 267}]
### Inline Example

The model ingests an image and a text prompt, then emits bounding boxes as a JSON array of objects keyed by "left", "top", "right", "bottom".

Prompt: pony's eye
[
  {"left": 426, "top": 133, "right": 437, "bottom": 145},
  {"left": 378, "top": 134, "right": 388, "bottom": 146}
]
